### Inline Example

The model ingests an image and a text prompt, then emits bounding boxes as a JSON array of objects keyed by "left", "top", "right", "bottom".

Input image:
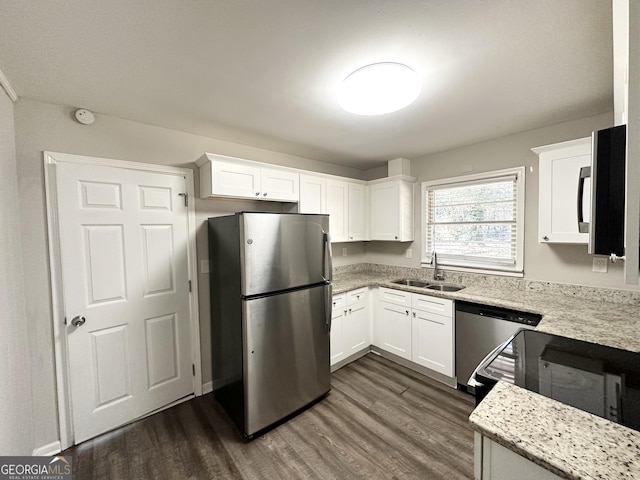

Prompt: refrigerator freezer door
[
  {"left": 240, "top": 213, "right": 330, "bottom": 297},
  {"left": 243, "top": 284, "right": 330, "bottom": 436}
]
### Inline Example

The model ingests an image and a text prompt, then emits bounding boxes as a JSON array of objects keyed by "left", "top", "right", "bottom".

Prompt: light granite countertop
[
  {"left": 333, "top": 271, "right": 640, "bottom": 353},
  {"left": 332, "top": 269, "right": 640, "bottom": 479}
]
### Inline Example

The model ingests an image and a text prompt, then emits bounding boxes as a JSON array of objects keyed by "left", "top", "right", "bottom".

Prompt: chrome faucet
[{"left": 432, "top": 251, "right": 444, "bottom": 281}]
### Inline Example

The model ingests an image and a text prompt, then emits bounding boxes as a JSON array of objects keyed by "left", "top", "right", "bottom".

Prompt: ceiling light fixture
[{"left": 338, "top": 62, "right": 421, "bottom": 116}]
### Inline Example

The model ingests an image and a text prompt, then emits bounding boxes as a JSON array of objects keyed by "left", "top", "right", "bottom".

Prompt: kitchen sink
[
  {"left": 425, "top": 284, "right": 464, "bottom": 292},
  {"left": 391, "top": 279, "right": 431, "bottom": 288},
  {"left": 391, "top": 279, "right": 464, "bottom": 292}
]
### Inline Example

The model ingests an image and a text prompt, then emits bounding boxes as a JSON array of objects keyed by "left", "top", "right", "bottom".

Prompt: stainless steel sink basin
[
  {"left": 425, "top": 284, "right": 464, "bottom": 292},
  {"left": 391, "top": 279, "right": 465, "bottom": 292},
  {"left": 391, "top": 279, "right": 430, "bottom": 288}
]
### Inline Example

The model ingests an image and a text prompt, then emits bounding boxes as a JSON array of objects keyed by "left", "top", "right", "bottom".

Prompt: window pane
[
  {"left": 433, "top": 200, "right": 514, "bottom": 223},
  {"left": 434, "top": 182, "right": 513, "bottom": 206},
  {"left": 432, "top": 224, "right": 515, "bottom": 262},
  {"left": 424, "top": 171, "right": 522, "bottom": 272}
]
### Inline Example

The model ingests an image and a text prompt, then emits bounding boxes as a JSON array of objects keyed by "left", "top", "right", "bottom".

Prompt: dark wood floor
[{"left": 64, "top": 354, "right": 476, "bottom": 479}]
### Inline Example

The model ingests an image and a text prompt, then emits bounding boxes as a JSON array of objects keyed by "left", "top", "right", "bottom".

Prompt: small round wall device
[{"left": 75, "top": 109, "right": 95, "bottom": 125}]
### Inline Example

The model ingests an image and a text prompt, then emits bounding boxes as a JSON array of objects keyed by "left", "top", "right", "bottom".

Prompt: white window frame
[{"left": 421, "top": 166, "right": 525, "bottom": 277}]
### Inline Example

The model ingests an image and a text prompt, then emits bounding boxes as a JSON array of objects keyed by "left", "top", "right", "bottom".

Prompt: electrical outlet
[
  {"left": 592, "top": 256, "right": 608, "bottom": 273},
  {"left": 342, "top": 247, "right": 347, "bottom": 257},
  {"left": 405, "top": 247, "right": 412, "bottom": 259}
]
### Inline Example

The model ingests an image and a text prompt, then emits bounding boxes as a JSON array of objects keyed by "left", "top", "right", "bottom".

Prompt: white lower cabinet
[
  {"left": 411, "top": 294, "right": 454, "bottom": 377},
  {"left": 330, "top": 294, "right": 346, "bottom": 365},
  {"left": 475, "top": 433, "right": 563, "bottom": 480},
  {"left": 331, "top": 288, "right": 369, "bottom": 367},
  {"left": 377, "top": 296, "right": 412, "bottom": 360},
  {"left": 376, "top": 287, "right": 454, "bottom": 376}
]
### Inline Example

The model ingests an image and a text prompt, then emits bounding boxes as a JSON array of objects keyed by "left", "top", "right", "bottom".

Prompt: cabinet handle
[
  {"left": 344, "top": 310, "right": 348, "bottom": 315},
  {"left": 542, "top": 235, "right": 549, "bottom": 241},
  {"left": 263, "top": 192, "right": 267, "bottom": 197},
  {"left": 405, "top": 310, "right": 409, "bottom": 315},
  {"left": 349, "top": 308, "right": 352, "bottom": 314},
  {"left": 255, "top": 192, "right": 260, "bottom": 196},
  {"left": 413, "top": 312, "right": 416, "bottom": 317},
  {"left": 395, "top": 236, "right": 398, "bottom": 240}
]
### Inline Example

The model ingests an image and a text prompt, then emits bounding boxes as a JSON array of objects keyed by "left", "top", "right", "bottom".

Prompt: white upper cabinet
[
  {"left": 369, "top": 176, "right": 415, "bottom": 241},
  {"left": 197, "top": 153, "right": 299, "bottom": 201},
  {"left": 533, "top": 137, "right": 591, "bottom": 244},
  {"left": 326, "top": 179, "right": 368, "bottom": 243},
  {"left": 326, "top": 179, "right": 349, "bottom": 242},
  {"left": 348, "top": 182, "right": 367, "bottom": 241},
  {"left": 299, "top": 174, "right": 327, "bottom": 214},
  {"left": 260, "top": 167, "right": 299, "bottom": 201}
]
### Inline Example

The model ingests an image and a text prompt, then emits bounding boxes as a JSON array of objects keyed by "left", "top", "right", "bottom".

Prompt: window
[{"left": 421, "top": 167, "right": 525, "bottom": 275}]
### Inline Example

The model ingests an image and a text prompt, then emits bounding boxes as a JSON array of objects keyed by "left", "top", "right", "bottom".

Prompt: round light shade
[{"left": 338, "top": 62, "right": 421, "bottom": 116}]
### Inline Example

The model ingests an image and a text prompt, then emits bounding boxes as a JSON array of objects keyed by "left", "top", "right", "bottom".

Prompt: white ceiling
[{"left": 0, "top": 0, "right": 613, "bottom": 170}]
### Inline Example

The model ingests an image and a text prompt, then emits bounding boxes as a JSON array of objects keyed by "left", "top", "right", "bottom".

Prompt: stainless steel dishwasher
[{"left": 455, "top": 301, "right": 541, "bottom": 394}]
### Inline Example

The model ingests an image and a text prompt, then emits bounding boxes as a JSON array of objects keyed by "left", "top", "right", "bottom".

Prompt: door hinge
[
  {"left": 192, "top": 364, "right": 195, "bottom": 376},
  {"left": 188, "top": 280, "right": 192, "bottom": 292},
  {"left": 178, "top": 192, "right": 188, "bottom": 207}
]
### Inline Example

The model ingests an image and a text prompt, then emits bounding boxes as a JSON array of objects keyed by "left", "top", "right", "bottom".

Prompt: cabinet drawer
[
  {"left": 378, "top": 287, "right": 412, "bottom": 307},
  {"left": 347, "top": 288, "right": 368, "bottom": 305},
  {"left": 412, "top": 294, "right": 453, "bottom": 316},
  {"left": 332, "top": 294, "right": 346, "bottom": 312}
]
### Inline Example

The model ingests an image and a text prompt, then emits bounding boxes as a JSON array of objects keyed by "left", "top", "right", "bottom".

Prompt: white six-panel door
[{"left": 55, "top": 161, "right": 194, "bottom": 443}]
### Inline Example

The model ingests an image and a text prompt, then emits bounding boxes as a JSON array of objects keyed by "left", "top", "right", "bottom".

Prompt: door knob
[{"left": 71, "top": 315, "right": 86, "bottom": 327}]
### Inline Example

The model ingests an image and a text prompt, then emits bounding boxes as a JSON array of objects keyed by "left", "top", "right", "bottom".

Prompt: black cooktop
[{"left": 475, "top": 329, "right": 640, "bottom": 432}]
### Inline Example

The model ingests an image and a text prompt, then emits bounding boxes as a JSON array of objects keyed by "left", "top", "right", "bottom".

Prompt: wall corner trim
[{"left": 0, "top": 67, "right": 18, "bottom": 102}]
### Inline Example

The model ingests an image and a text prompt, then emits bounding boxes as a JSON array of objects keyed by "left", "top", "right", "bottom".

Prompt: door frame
[{"left": 43, "top": 151, "right": 202, "bottom": 450}]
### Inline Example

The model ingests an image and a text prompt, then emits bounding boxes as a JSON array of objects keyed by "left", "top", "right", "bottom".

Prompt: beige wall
[
  {"left": 0, "top": 89, "right": 34, "bottom": 454},
  {"left": 364, "top": 112, "right": 640, "bottom": 291},
  {"left": 13, "top": 98, "right": 366, "bottom": 450}
]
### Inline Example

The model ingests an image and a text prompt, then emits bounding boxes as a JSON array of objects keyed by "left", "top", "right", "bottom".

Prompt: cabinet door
[
  {"left": 411, "top": 309, "right": 454, "bottom": 376},
  {"left": 343, "top": 302, "right": 369, "bottom": 356},
  {"left": 299, "top": 174, "right": 326, "bottom": 214},
  {"left": 536, "top": 138, "right": 591, "bottom": 244},
  {"left": 260, "top": 168, "right": 299, "bottom": 202},
  {"left": 377, "top": 302, "right": 412, "bottom": 360},
  {"left": 330, "top": 294, "right": 347, "bottom": 366},
  {"left": 211, "top": 161, "right": 261, "bottom": 199},
  {"left": 348, "top": 182, "right": 367, "bottom": 241},
  {"left": 326, "top": 179, "right": 349, "bottom": 242},
  {"left": 370, "top": 181, "right": 400, "bottom": 240}
]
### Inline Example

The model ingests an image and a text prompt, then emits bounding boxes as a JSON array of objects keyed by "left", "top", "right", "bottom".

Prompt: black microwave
[{"left": 580, "top": 125, "right": 626, "bottom": 257}]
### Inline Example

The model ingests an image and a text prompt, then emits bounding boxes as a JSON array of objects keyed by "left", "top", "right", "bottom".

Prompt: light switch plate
[
  {"left": 592, "top": 256, "right": 608, "bottom": 273},
  {"left": 342, "top": 247, "right": 347, "bottom": 257},
  {"left": 406, "top": 248, "right": 412, "bottom": 258}
]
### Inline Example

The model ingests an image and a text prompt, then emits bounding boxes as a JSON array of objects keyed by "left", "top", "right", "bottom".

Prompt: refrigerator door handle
[
  {"left": 322, "top": 231, "right": 333, "bottom": 282},
  {"left": 324, "top": 283, "right": 333, "bottom": 333}
]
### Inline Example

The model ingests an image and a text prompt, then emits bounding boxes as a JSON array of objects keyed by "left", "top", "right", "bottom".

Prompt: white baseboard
[
  {"left": 202, "top": 381, "right": 213, "bottom": 394},
  {"left": 33, "top": 440, "right": 61, "bottom": 456}
]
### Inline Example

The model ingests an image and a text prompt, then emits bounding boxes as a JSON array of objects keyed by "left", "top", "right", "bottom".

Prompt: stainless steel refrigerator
[{"left": 208, "top": 212, "right": 332, "bottom": 438}]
